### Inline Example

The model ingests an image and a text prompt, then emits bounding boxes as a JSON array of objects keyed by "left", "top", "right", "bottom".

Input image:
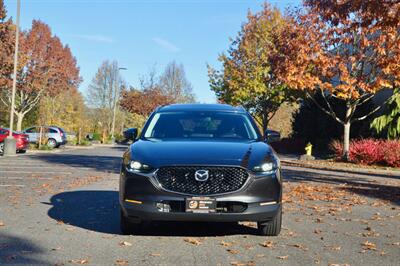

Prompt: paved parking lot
[{"left": 0, "top": 146, "right": 399, "bottom": 265}]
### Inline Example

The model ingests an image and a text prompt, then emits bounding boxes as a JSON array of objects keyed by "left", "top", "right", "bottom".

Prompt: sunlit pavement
[{"left": 0, "top": 146, "right": 399, "bottom": 265}]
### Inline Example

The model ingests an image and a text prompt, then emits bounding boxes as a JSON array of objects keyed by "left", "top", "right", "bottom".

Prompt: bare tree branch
[{"left": 306, "top": 91, "right": 345, "bottom": 125}]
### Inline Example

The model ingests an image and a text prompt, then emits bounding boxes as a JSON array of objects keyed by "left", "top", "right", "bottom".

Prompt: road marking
[
  {"left": 0, "top": 171, "right": 71, "bottom": 174},
  {"left": 0, "top": 166, "right": 93, "bottom": 170},
  {"left": 0, "top": 165, "right": 92, "bottom": 170},
  {"left": 0, "top": 176, "right": 53, "bottom": 180}
]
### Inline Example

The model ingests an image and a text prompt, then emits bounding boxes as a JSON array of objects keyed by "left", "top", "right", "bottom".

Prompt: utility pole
[
  {"left": 111, "top": 67, "right": 127, "bottom": 144},
  {"left": 3, "top": 0, "right": 21, "bottom": 156}
]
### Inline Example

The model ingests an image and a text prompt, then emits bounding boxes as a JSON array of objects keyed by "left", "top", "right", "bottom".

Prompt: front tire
[
  {"left": 257, "top": 206, "right": 282, "bottom": 236},
  {"left": 120, "top": 209, "right": 142, "bottom": 235},
  {"left": 0, "top": 142, "right": 4, "bottom": 154}
]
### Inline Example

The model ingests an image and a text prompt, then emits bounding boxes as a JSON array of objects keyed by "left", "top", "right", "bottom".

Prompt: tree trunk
[
  {"left": 343, "top": 121, "right": 351, "bottom": 161},
  {"left": 16, "top": 112, "right": 24, "bottom": 132},
  {"left": 342, "top": 104, "right": 353, "bottom": 161},
  {"left": 261, "top": 108, "right": 269, "bottom": 133}
]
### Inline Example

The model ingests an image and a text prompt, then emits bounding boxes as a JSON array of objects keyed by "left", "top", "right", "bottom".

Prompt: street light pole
[
  {"left": 3, "top": 0, "right": 21, "bottom": 156},
  {"left": 111, "top": 67, "right": 127, "bottom": 144}
]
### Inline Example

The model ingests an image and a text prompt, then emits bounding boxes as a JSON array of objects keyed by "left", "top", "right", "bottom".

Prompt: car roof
[
  {"left": 157, "top": 104, "right": 246, "bottom": 113},
  {"left": 26, "top": 125, "right": 60, "bottom": 130}
]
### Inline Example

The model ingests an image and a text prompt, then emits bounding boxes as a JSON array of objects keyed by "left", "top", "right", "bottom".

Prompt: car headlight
[
  {"left": 252, "top": 156, "right": 279, "bottom": 175},
  {"left": 126, "top": 160, "right": 153, "bottom": 173}
]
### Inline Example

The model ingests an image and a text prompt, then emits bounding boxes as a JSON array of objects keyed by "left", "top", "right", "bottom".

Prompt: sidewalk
[{"left": 279, "top": 153, "right": 400, "bottom": 178}]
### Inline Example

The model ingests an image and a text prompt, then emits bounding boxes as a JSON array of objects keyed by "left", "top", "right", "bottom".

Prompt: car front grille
[{"left": 155, "top": 166, "right": 249, "bottom": 195}]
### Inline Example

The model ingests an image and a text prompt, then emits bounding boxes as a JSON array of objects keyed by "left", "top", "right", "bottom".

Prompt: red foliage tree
[
  {"left": 1, "top": 19, "right": 81, "bottom": 130},
  {"left": 304, "top": 0, "right": 400, "bottom": 27},
  {"left": 0, "top": 0, "right": 16, "bottom": 96},
  {"left": 120, "top": 87, "right": 173, "bottom": 117}
]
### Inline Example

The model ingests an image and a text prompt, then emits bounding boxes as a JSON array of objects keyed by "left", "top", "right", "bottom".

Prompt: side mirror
[
  {"left": 264, "top": 129, "right": 281, "bottom": 143},
  {"left": 124, "top": 128, "right": 138, "bottom": 142}
]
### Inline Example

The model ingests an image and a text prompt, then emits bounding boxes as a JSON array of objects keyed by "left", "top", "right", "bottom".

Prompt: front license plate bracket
[{"left": 185, "top": 197, "right": 216, "bottom": 213}]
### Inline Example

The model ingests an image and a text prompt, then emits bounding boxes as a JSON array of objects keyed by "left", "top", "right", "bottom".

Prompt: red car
[{"left": 0, "top": 128, "right": 29, "bottom": 154}]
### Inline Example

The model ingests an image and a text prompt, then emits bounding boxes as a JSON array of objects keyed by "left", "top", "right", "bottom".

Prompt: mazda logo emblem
[{"left": 194, "top": 170, "right": 209, "bottom": 182}]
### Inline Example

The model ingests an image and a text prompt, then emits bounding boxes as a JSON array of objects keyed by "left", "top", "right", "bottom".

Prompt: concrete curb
[{"left": 281, "top": 157, "right": 400, "bottom": 177}]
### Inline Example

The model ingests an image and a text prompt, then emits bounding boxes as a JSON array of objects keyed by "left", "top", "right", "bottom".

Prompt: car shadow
[
  {"left": 31, "top": 154, "right": 122, "bottom": 173},
  {"left": 0, "top": 233, "right": 49, "bottom": 264},
  {"left": 46, "top": 190, "right": 259, "bottom": 236}
]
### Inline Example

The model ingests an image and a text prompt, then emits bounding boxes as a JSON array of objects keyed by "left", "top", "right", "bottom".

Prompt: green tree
[
  {"left": 371, "top": 89, "right": 400, "bottom": 139},
  {"left": 208, "top": 4, "right": 293, "bottom": 132}
]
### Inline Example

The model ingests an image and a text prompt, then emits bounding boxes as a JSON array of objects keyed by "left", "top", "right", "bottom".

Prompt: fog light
[{"left": 156, "top": 202, "right": 171, "bottom": 212}]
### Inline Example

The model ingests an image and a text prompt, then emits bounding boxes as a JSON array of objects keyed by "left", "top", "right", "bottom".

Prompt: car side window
[
  {"left": 26, "top": 127, "right": 38, "bottom": 133},
  {"left": 49, "top": 128, "right": 58, "bottom": 133},
  {"left": 0, "top": 129, "right": 7, "bottom": 134}
]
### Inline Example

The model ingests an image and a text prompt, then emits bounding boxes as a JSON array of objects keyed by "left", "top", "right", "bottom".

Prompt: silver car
[{"left": 24, "top": 126, "right": 67, "bottom": 148}]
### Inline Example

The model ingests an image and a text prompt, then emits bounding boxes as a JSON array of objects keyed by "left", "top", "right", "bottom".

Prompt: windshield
[{"left": 143, "top": 111, "right": 259, "bottom": 141}]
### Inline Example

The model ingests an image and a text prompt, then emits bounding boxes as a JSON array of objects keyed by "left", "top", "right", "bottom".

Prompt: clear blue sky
[{"left": 4, "top": 0, "right": 300, "bottom": 103}]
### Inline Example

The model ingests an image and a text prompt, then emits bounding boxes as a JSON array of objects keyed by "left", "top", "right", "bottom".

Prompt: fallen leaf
[
  {"left": 184, "top": 238, "right": 202, "bottom": 245},
  {"left": 227, "top": 249, "right": 240, "bottom": 254},
  {"left": 362, "top": 240, "right": 377, "bottom": 250},
  {"left": 314, "top": 229, "right": 322, "bottom": 234},
  {"left": 150, "top": 253, "right": 161, "bottom": 257},
  {"left": 289, "top": 243, "right": 308, "bottom": 251},
  {"left": 68, "top": 259, "right": 89, "bottom": 264},
  {"left": 243, "top": 244, "right": 254, "bottom": 250},
  {"left": 51, "top": 247, "right": 62, "bottom": 251},
  {"left": 277, "top": 255, "right": 289, "bottom": 260},
  {"left": 115, "top": 259, "right": 129, "bottom": 265},
  {"left": 259, "top": 241, "right": 274, "bottom": 248},
  {"left": 0, "top": 221, "right": 5, "bottom": 227},
  {"left": 220, "top": 240, "right": 233, "bottom": 247},
  {"left": 119, "top": 241, "right": 132, "bottom": 247}
]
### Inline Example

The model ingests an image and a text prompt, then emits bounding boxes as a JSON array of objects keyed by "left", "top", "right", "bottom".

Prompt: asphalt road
[{"left": 0, "top": 146, "right": 399, "bottom": 265}]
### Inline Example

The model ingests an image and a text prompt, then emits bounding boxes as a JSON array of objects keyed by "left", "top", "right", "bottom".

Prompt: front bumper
[{"left": 120, "top": 167, "right": 282, "bottom": 223}]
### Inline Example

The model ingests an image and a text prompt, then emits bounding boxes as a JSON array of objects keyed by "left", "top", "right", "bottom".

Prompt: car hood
[{"left": 129, "top": 140, "right": 273, "bottom": 169}]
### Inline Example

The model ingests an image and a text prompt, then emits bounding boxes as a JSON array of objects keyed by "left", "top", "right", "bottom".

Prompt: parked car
[
  {"left": 24, "top": 126, "right": 67, "bottom": 148},
  {"left": 120, "top": 104, "right": 282, "bottom": 236},
  {"left": 0, "top": 128, "right": 29, "bottom": 154}
]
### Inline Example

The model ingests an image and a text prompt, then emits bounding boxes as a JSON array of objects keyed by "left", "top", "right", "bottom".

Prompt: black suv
[{"left": 119, "top": 104, "right": 282, "bottom": 236}]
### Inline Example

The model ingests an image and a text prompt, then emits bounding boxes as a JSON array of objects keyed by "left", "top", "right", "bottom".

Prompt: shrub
[
  {"left": 78, "top": 139, "right": 91, "bottom": 146},
  {"left": 329, "top": 139, "right": 343, "bottom": 158},
  {"left": 381, "top": 140, "right": 400, "bottom": 168},
  {"left": 92, "top": 133, "right": 101, "bottom": 141},
  {"left": 329, "top": 138, "right": 400, "bottom": 168}
]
